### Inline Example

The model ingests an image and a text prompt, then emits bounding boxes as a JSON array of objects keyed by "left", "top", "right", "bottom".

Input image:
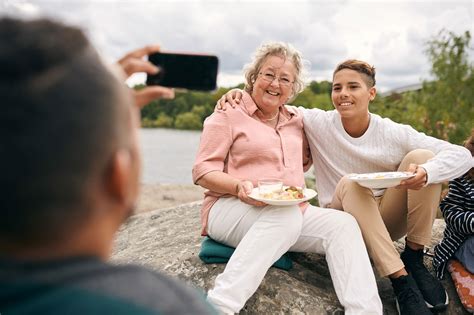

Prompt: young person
[
  {"left": 0, "top": 17, "right": 214, "bottom": 315},
  {"left": 218, "top": 59, "right": 472, "bottom": 314},
  {"left": 433, "top": 129, "right": 474, "bottom": 278}
]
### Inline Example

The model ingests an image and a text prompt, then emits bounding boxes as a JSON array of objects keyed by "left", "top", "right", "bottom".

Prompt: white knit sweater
[{"left": 299, "top": 107, "right": 473, "bottom": 207}]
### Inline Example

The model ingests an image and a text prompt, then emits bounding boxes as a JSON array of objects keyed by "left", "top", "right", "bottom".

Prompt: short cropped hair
[
  {"left": 243, "top": 41, "right": 307, "bottom": 101},
  {"left": 333, "top": 59, "right": 376, "bottom": 88},
  {"left": 0, "top": 18, "right": 129, "bottom": 246}
]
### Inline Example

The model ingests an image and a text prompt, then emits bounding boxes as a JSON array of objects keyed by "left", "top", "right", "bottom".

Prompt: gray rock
[{"left": 112, "top": 202, "right": 468, "bottom": 314}]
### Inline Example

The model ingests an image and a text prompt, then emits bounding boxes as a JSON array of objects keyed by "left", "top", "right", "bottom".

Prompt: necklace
[{"left": 261, "top": 110, "right": 279, "bottom": 122}]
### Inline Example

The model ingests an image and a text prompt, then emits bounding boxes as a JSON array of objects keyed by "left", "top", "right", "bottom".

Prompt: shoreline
[{"left": 135, "top": 183, "right": 205, "bottom": 214}]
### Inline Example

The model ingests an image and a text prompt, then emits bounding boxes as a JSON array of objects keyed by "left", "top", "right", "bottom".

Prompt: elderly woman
[{"left": 192, "top": 42, "right": 382, "bottom": 314}]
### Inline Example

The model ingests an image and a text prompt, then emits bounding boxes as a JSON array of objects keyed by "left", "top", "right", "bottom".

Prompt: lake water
[{"left": 140, "top": 128, "right": 202, "bottom": 184}]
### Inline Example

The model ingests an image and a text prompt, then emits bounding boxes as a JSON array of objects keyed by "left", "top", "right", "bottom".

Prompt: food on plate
[{"left": 260, "top": 186, "right": 304, "bottom": 200}]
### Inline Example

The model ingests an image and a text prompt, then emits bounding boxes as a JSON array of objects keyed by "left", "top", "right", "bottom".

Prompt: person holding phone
[
  {"left": 0, "top": 17, "right": 214, "bottom": 315},
  {"left": 192, "top": 42, "right": 382, "bottom": 314},
  {"left": 117, "top": 46, "right": 176, "bottom": 107},
  {"left": 218, "top": 59, "right": 473, "bottom": 314}
]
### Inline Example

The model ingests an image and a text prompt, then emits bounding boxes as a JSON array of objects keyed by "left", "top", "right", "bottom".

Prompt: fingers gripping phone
[{"left": 146, "top": 52, "right": 219, "bottom": 91}]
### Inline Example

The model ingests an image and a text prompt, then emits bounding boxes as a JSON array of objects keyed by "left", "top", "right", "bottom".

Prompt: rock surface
[{"left": 112, "top": 202, "right": 468, "bottom": 314}]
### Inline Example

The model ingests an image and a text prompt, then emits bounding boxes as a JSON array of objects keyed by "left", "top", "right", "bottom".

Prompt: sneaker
[
  {"left": 390, "top": 274, "right": 431, "bottom": 315},
  {"left": 401, "top": 246, "right": 449, "bottom": 311}
]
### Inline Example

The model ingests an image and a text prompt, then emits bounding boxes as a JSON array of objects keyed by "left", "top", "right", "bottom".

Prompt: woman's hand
[
  {"left": 237, "top": 180, "right": 267, "bottom": 206},
  {"left": 215, "top": 89, "right": 243, "bottom": 111},
  {"left": 397, "top": 164, "right": 428, "bottom": 190},
  {"left": 196, "top": 173, "right": 266, "bottom": 206}
]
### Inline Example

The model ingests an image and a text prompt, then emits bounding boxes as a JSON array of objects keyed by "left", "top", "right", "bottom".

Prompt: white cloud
[
  {"left": 1, "top": 0, "right": 40, "bottom": 17},
  {"left": 1, "top": 0, "right": 472, "bottom": 92}
]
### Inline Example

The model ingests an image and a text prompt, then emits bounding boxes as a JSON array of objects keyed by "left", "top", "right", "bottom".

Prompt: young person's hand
[
  {"left": 215, "top": 89, "right": 243, "bottom": 111},
  {"left": 236, "top": 180, "right": 266, "bottom": 207},
  {"left": 397, "top": 164, "right": 427, "bottom": 190},
  {"left": 117, "top": 45, "right": 175, "bottom": 108}
]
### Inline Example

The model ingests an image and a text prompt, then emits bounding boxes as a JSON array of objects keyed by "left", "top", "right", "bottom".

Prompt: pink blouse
[{"left": 192, "top": 92, "right": 312, "bottom": 235}]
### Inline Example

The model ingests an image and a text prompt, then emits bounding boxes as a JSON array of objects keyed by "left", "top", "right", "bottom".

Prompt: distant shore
[{"left": 135, "top": 183, "right": 205, "bottom": 213}]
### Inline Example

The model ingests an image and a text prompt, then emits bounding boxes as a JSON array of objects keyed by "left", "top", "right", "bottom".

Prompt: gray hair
[{"left": 243, "top": 41, "right": 307, "bottom": 102}]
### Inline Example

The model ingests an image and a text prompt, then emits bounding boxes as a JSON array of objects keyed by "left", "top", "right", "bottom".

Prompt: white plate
[
  {"left": 248, "top": 187, "right": 317, "bottom": 206},
  {"left": 347, "top": 172, "right": 415, "bottom": 189}
]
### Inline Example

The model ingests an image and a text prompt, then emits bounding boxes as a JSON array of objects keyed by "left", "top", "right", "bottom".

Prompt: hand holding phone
[
  {"left": 116, "top": 45, "right": 175, "bottom": 108},
  {"left": 146, "top": 52, "right": 219, "bottom": 91}
]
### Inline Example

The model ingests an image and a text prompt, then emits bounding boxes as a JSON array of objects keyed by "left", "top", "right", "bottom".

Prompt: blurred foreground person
[{"left": 0, "top": 17, "right": 214, "bottom": 315}]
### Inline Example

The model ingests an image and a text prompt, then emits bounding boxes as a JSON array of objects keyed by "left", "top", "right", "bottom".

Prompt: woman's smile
[
  {"left": 251, "top": 55, "right": 295, "bottom": 115},
  {"left": 266, "top": 90, "right": 280, "bottom": 96}
]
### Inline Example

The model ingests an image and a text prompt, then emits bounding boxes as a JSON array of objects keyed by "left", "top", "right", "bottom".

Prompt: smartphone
[{"left": 146, "top": 52, "right": 219, "bottom": 91}]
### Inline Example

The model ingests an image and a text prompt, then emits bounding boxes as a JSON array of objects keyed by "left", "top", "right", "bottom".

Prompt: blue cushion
[{"left": 198, "top": 237, "right": 293, "bottom": 271}]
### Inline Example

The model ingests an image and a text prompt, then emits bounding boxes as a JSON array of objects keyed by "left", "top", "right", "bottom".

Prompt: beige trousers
[{"left": 330, "top": 149, "right": 442, "bottom": 276}]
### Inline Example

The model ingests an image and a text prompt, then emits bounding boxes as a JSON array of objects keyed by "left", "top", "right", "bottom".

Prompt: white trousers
[{"left": 206, "top": 197, "right": 382, "bottom": 314}]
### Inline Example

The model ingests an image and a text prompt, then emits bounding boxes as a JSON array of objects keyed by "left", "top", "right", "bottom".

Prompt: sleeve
[
  {"left": 298, "top": 106, "right": 324, "bottom": 128},
  {"left": 302, "top": 125, "right": 312, "bottom": 172},
  {"left": 440, "top": 178, "right": 474, "bottom": 235},
  {"left": 297, "top": 106, "right": 322, "bottom": 171},
  {"left": 192, "top": 112, "right": 233, "bottom": 184},
  {"left": 399, "top": 123, "right": 473, "bottom": 184}
]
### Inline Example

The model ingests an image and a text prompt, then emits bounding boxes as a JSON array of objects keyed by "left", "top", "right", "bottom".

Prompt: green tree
[
  {"left": 308, "top": 80, "right": 332, "bottom": 97},
  {"left": 154, "top": 113, "right": 174, "bottom": 128},
  {"left": 419, "top": 30, "right": 473, "bottom": 143},
  {"left": 140, "top": 113, "right": 173, "bottom": 128},
  {"left": 371, "top": 30, "right": 473, "bottom": 144},
  {"left": 294, "top": 84, "right": 332, "bottom": 110},
  {"left": 175, "top": 112, "right": 202, "bottom": 130}
]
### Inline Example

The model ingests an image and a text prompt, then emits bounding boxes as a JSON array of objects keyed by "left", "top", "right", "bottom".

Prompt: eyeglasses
[{"left": 258, "top": 72, "right": 294, "bottom": 87}]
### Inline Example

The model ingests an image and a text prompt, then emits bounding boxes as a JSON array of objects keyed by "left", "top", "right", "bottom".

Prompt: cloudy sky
[{"left": 1, "top": 0, "right": 473, "bottom": 92}]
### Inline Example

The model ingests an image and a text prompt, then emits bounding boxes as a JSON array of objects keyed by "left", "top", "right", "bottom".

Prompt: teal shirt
[{"left": 0, "top": 256, "right": 215, "bottom": 315}]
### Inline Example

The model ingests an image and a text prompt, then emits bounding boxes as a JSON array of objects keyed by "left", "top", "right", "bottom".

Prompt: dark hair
[
  {"left": 333, "top": 59, "right": 376, "bottom": 88},
  {"left": 0, "top": 18, "right": 129, "bottom": 246},
  {"left": 464, "top": 128, "right": 474, "bottom": 179}
]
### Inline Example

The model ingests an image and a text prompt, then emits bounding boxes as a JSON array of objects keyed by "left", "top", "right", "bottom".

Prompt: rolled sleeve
[
  {"left": 405, "top": 125, "right": 473, "bottom": 184},
  {"left": 192, "top": 112, "right": 233, "bottom": 184},
  {"left": 419, "top": 162, "right": 439, "bottom": 186}
]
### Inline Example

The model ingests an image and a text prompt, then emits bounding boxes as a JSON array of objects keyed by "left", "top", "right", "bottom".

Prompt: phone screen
[{"left": 146, "top": 52, "right": 218, "bottom": 91}]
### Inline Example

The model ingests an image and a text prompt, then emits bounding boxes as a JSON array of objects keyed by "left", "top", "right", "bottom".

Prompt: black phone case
[{"left": 146, "top": 53, "right": 218, "bottom": 91}]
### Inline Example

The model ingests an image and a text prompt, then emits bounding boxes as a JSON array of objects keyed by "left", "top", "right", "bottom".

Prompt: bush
[
  {"left": 154, "top": 113, "right": 174, "bottom": 128},
  {"left": 141, "top": 114, "right": 174, "bottom": 128},
  {"left": 174, "top": 112, "right": 202, "bottom": 130}
]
